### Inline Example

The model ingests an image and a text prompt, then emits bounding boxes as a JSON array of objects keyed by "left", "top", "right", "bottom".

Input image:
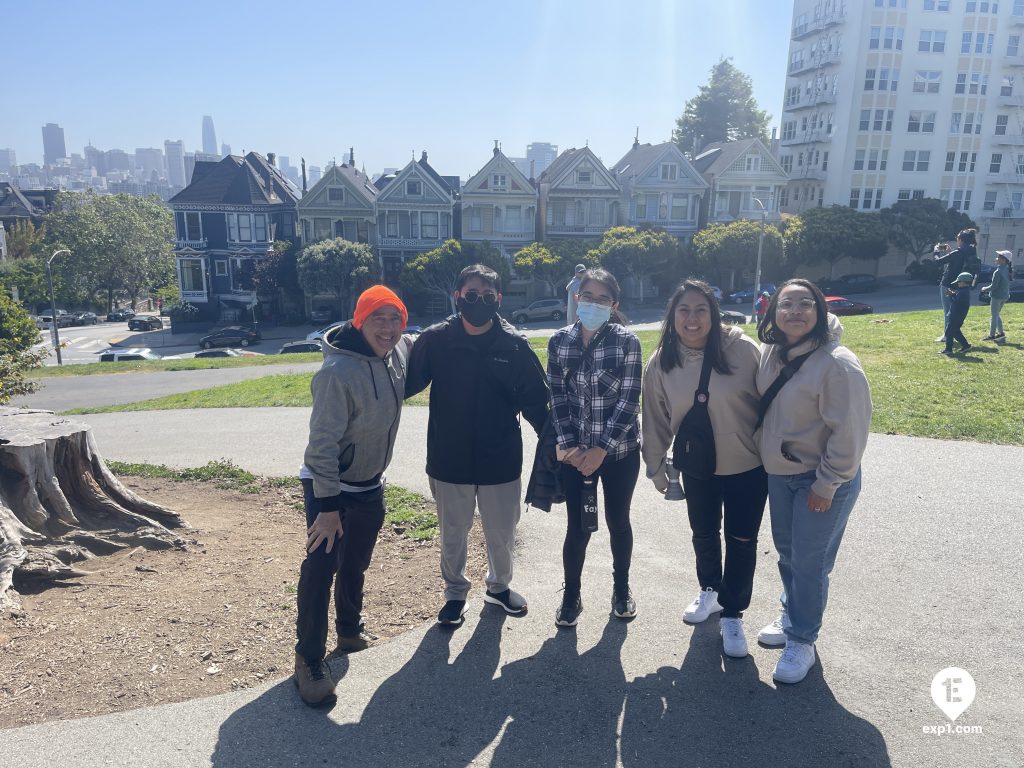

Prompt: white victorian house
[
  {"left": 537, "top": 146, "right": 621, "bottom": 240},
  {"left": 611, "top": 140, "right": 708, "bottom": 240},
  {"left": 691, "top": 138, "right": 789, "bottom": 224},
  {"left": 461, "top": 144, "right": 538, "bottom": 259},
  {"left": 375, "top": 151, "right": 457, "bottom": 286},
  {"left": 297, "top": 161, "right": 378, "bottom": 248}
]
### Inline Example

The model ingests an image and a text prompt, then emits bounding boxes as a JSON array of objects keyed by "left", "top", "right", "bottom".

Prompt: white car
[
  {"left": 307, "top": 322, "right": 345, "bottom": 342},
  {"left": 97, "top": 348, "right": 162, "bottom": 362}
]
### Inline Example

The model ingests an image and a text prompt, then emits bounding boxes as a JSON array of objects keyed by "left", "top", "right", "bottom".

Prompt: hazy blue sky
[{"left": 6, "top": 0, "right": 791, "bottom": 178}]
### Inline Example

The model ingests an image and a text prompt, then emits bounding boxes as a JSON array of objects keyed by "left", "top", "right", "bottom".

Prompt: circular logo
[{"left": 697, "top": 394, "right": 708, "bottom": 403}]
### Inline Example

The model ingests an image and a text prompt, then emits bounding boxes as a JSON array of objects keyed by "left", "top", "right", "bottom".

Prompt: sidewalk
[{"left": 3, "top": 409, "right": 1021, "bottom": 767}]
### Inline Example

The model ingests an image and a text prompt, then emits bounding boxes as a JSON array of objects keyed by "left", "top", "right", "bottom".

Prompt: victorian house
[
  {"left": 169, "top": 152, "right": 298, "bottom": 323},
  {"left": 611, "top": 140, "right": 707, "bottom": 241},
  {"left": 691, "top": 139, "right": 788, "bottom": 225},
  {"left": 297, "top": 161, "right": 378, "bottom": 247},
  {"left": 375, "top": 151, "right": 458, "bottom": 286},
  {"left": 461, "top": 143, "right": 538, "bottom": 260},
  {"left": 537, "top": 146, "right": 621, "bottom": 240}
]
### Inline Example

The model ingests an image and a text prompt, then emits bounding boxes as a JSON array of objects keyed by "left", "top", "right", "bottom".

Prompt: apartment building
[{"left": 780, "top": 0, "right": 1024, "bottom": 257}]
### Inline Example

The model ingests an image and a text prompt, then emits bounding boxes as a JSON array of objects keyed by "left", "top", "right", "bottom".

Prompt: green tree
[
  {"left": 691, "top": 219, "right": 785, "bottom": 289},
  {"left": 589, "top": 226, "right": 680, "bottom": 300},
  {"left": 3, "top": 220, "right": 46, "bottom": 261},
  {"left": 401, "top": 239, "right": 510, "bottom": 314},
  {"left": 0, "top": 292, "right": 45, "bottom": 404},
  {"left": 673, "top": 58, "right": 771, "bottom": 156},
  {"left": 512, "top": 242, "right": 572, "bottom": 297},
  {"left": 784, "top": 206, "right": 888, "bottom": 279},
  {"left": 296, "top": 238, "right": 379, "bottom": 316},
  {"left": 880, "top": 198, "right": 976, "bottom": 268}
]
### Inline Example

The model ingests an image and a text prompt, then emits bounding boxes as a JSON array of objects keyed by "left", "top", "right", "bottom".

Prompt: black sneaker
[
  {"left": 555, "top": 592, "right": 583, "bottom": 627},
  {"left": 483, "top": 588, "right": 528, "bottom": 615},
  {"left": 612, "top": 586, "right": 637, "bottom": 619},
  {"left": 437, "top": 599, "right": 467, "bottom": 626}
]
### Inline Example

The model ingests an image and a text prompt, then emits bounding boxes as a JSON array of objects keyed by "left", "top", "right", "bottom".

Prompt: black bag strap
[
  {"left": 692, "top": 352, "right": 713, "bottom": 407},
  {"left": 755, "top": 350, "right": 815, "bottom": 431}
]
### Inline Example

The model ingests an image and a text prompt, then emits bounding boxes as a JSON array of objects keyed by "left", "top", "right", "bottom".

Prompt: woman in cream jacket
[
  {"left": 754, "top": 278, "right": 872, "bottom": 685},
  {"left": 642, "top": 279, "right": 766, "bottom": 658}
]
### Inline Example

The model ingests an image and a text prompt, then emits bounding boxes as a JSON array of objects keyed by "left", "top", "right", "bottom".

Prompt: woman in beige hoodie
[
  {"left": 754, "top": 279, "right": 871, "bottom": 685},
  {"left": 642, "top": 279, "right": 766, "bottom": 658}
]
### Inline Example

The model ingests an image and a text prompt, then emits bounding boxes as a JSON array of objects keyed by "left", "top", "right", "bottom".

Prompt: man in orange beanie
[{"left": 293, "top": 284, "right": 412, "bottom": 706}]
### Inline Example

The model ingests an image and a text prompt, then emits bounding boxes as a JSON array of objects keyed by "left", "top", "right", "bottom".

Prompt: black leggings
[
  {"left": 560, "top": 450, "right": 641, "bottom": 594},
  {"left": 681, "top": 465, "right": 768, "bottom": 618}
]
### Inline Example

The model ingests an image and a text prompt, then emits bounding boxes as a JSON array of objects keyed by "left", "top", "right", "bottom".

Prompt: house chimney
[
  {"left": 421, "top": 150, "right": 428, "bottom": 163},
  {"left": 267, "top": 152, "right": 276, "bottom": 166},
  {"left": 529, "top": 159, "right": 536, "bottom": 182},
  {"left": 493, "top": 139, "right": 500, "bottom": 157},
  {"left": 633, "top": 126, "right": 640, "bottom": 149},
  {"left": 301, "top": 157, "right": 307, "bottom": 194},
  {"left": 350, "top": 147, "right": 355, "bottom": 166}
]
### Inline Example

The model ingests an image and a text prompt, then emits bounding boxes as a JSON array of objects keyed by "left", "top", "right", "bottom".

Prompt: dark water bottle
[{"left": 581, "top": 476, "right": 598, "bottom": 532}]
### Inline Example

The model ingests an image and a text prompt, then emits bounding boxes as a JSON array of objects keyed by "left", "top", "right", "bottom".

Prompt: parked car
[
  {"left": 710, "top": 286, "right": 723, "bottom": 301},
  {"left": 40, "top": 309, "right": 74, "bottom": 327},
  {"left": 905, "top": 259, "right": 943, "bottom": 282},
  {"left": 71, "top": 311, "right": 98, "bottom": 326},
  {"left": 195, "top": 348, "right": 263, "bottom": 358},
  {"left": 726, "top": 283, "right": 777, "bottom": 305},
  {"left": 106, "top": 308, "right": 136, "bottom": 322},
  {"left": 817, "top": 274, "right": 880, "bottom": 294},
  {"left": 720, "top": 309, "right": 747, "bottom": 325},
  {"left": 97, "top": 348, "right": 161, "bottom": 362},
  {"left": 199, "top": 326, "right": 261, "bottom": 349},
  {"left": 825, "top": 296, "right": 874, "bottom": 316},
  {"left": 973, "top": 263, "right": 996, "bottom": 284},
  {"left": 310, "top": 306, "right": 334, "bottom": 325},
  {"left": 306, "top": 322, "right": 345, "bottom": 342},
  {"left": 128, "top": 315, "right": 164, "bottom": 331},
  {"left": 979, "top": 277, "right": 1024, "bottom": 304},
  {"left": 510, "top": 298, "right": 567, "bottom": 324},
  {"left": 280, "top": 340, "right": 322, "bottom": 354}
]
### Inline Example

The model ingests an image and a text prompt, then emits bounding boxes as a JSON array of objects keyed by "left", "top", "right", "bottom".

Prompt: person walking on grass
[
  {"left": 641, "top": 280, "right": 766, "bottom": 658},
  {"left": 983, "top": 251, "right": 1012, "bottom": 343},
  {"left": 566, "top": 263, "right": 587, "bottom": 325},
  {"left": 547, "top": 268, "right": 642, "bottom": 627},
  {"left": 294, "top": 286, "right": 413, "bottom": 707},
  {"left": 941, "top": 272, "right": 975, "bottom": 356},
  {"left": 755, "top": 279, "right": 871, "bottom": 685},
  {"left": 933, "top": 228, "right": 978, "bottom": 342},
  {"left": 406, "top": 264, "right": 549, "bottom": 628}
]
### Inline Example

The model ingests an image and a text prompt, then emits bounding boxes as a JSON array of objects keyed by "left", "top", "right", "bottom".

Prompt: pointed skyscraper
[{"left": 202, "top": 116, "right": 218, "bottom": 156}]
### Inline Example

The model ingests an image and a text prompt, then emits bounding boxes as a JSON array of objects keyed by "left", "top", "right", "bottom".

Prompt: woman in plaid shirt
[{"left": 546, "top": 268, "right": 643, "bottom": 628}]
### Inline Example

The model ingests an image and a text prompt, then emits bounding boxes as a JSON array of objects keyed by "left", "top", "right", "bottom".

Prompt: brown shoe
[
  {"left": 332, "top": 630, "right": 376, "bottom": 656},
  {"left": 293, "top": 653, "right": 336, "bottom": 707}
]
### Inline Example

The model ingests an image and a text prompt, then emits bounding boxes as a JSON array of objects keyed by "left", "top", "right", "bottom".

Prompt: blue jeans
[
  {"left": 990, "top": 298, "right": 1006, "bottom": 337},
  {"left": 767, "top": 468, "right": 861, "bottom": 645},
  {"left": 940, "top": 284, "right": 952, "bottom": 317}
]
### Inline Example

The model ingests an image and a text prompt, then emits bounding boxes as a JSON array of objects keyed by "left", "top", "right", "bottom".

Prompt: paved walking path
[{"left": 3, "top": 408, "right": 1020, "bottom": 767}]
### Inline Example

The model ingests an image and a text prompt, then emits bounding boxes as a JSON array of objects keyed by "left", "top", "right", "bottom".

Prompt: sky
[{"left": 5, "top": 0, "right": 791, "bottom": 180}]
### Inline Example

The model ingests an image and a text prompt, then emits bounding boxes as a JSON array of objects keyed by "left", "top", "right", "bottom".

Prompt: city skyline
[{"left": 4, "top": 0, "right": 789, "bottom": 180}]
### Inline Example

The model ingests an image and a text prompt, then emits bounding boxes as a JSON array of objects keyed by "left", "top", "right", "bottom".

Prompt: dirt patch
[{"left": 0, "top": 477, "right": 487, "bottom": 728}]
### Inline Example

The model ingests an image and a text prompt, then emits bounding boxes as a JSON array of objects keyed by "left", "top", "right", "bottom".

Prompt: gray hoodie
[
  {"left": 756, "top": 314, "right": 872, "bottom": 500},
  {"left": 302, "top": 322, "right": 413, "bottom": 504}
]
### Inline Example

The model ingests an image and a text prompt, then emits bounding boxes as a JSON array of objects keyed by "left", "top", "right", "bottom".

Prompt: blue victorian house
[{"left": 169, "top": 152, "right": 298, "bottom": 324}]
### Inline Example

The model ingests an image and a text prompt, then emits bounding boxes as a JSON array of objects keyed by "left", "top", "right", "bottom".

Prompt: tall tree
[
  {"left": 401, "top": 239, "right": 509, "bottom": 314},
  {"left": 589, "top": 226, "right": 680, "bottom": 300},
  {"left": 0, "top": 292, "right": 45, "bottom": 404},
  {"left": 296, "top": 238, "right": 379, "bottom": 317},
  {"left": 2, "top": 220, "right": 46, "bottom": 262},
  {"left": 784, "top": 206, "right": 888, "bottom": 279},
  {"left": 880, "top": 198, "right": 975, "bottom": 267},
  {"left": 513, "top": 243, "right": 573, "bottom": 297},
  {"left": 691, "top": 219, "right": 785, "bottom": 289},
  {"left": 673, "top": 58, "right": 771, "bottom": 156}
]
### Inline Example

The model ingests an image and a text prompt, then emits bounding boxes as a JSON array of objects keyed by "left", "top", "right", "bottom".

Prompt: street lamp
[
  {"left": 751, "top": 197, "right": 767, "bottom": 323},
  {"left": 46, "top": 248, "right": 70, "bottom": 365}
]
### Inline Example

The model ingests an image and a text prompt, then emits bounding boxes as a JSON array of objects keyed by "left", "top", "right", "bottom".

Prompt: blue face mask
[{"left": 576, "top": 301, "right": 612, "bottom": 331}]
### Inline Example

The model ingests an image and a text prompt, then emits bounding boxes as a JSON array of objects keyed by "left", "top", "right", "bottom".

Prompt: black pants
[
  {"left": 295, "top": 479, "right": 385, "bottom": 662},
  {"left": 944, "top": 309, "right": 969, "bottom": 351},
  {"left": 560, "top": 450, "right": 641, "bottom": 595},
  {"left": 681, "top": 465, "right": 768, "bottom": 618}
]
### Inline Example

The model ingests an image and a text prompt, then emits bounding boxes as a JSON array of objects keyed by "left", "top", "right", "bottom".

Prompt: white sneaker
[
  {"left": 935, "top": 335, "right": 946, "bottom": 343},
  {"left": 772, "top": 640, "right": 816, "bottom": 684},
  {"left": 757, "top": 610, "right": 791, "bottom": 647},
  {"left": 682, "top": 588, "right": 723, "bottom": 624},
  {"left": 719, "top": 617, "right": 748, "bottom": 658}
]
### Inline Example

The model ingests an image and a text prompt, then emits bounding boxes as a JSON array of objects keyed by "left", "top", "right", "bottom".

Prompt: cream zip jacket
[
  {"left": 756, "top": 315, "right": 872, "bottom": 500},
  {"left": 642, "top": 326, "right": 762, "bottom": 490}
]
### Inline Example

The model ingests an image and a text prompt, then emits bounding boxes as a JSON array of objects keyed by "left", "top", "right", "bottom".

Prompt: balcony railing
[
  {"left": 180, "top": 290, "right": 208, "bottom": 303},
  {"left": 792, "top": 9, "right": 846, "bottom": 40},
  {"left": 788, "top": 51, "right": 841, "bottom": 76},
  {"left": 995, "top": 207, "right": 1024, "bottom": 218},
  {"left": 799, "top": 169, "right": 828, "bottom": 181},
  {"left": 785, "top": 93, "right": 837, "bottom": 112},
  {"left": 780, "top": 133, "right": 832, "bottom": 147},
  {"left": 546, "top": 224, "right": 609, "bottom": 235},
  {"left": 227, "top": 241, "right": 272, "bottom": 253},
  {"left": 463, "top": 231, "right": 534, "bottom": 240},
  {"left": 175, "top": 238, "right": 207, "bottom": 250},
  {"left": 378, "top": 237, "right": 443, "bottom": 249},
  {"left": 992, "top": 133, "right": 1024, "bottom": 146}
]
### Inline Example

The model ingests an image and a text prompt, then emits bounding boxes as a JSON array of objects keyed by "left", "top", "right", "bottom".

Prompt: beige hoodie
[
  {"left": 756, "top": 314, "right": 872, "bottom": 500},
  {"left": 642, "top": 325, "right": 762, "bottom": 490}
]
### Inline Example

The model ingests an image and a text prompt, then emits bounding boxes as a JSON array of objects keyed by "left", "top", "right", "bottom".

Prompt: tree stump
[{"left": 0, "top": 407, "right": 187, "bottom": 614}]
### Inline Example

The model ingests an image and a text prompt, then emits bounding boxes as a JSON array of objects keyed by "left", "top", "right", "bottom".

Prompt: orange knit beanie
[{"left": 352, "top": 285, "right": 408, "bottom": 330}]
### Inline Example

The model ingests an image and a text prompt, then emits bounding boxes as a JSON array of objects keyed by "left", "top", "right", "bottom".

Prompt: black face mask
[{"left": 457, "top": 296, "right": 498, "bottom": 327}]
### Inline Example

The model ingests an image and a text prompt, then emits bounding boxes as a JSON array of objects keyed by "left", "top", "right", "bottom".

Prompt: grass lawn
[
  {"left": 69, "top": 306, "right": 1024, "bottom": 444},
  {"left": 32, "top": 351, "right": 323, "bottom": 378}
]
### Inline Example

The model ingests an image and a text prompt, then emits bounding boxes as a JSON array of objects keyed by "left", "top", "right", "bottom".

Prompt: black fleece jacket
[{"left": 405, "top": 315, "right": 549, "bottom": 485}]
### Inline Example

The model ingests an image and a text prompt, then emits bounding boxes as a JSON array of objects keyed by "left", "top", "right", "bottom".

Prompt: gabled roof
[
  {"left": 377, "top": 153, "right": 455, "bottom": 204},
  {"left": 0, "top": 182, "right": 41, "bottom": 220},
  {"left": 691, "top": 138, "right": 785, "bottom": 178},
  {"left": 462, "top": 148, "right": 537, "bottom": 197},
  {"left": 169, "top": 152, "right": 299, "bottom": 206},
  {"left": 298, "top": 163, "right": 379, "bottom": 209},
  {"left": 416, "top": 152, "right": 456, "bottom": 198},
  {"left": 538, "top": 146, "right": 619, "bottom": 192},
  {"left": 611, "top": 141, "right": 707, "bottom": 189}
]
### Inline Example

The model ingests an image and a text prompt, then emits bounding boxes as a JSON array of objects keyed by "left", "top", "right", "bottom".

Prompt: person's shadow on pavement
[{"left": 620, "top": 621, "right": 892, "bottom": 768}]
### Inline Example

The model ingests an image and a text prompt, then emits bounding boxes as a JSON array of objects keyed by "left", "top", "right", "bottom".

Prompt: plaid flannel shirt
[{"left": 547, "top": 322, "right": 642, "bottom": 460}]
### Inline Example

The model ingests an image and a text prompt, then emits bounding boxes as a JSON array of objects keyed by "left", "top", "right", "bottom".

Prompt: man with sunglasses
[{"left": 407, "top": 264, "right": 550, "bottom": 626}]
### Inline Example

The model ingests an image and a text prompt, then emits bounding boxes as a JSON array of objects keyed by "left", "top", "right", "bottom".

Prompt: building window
[
  {"left": 185, "top": 212, "right": 202, "bottom": 241},
  {"left": 869, "top": 27, "right": 881, "bottom": 49},
  {"left": 945, "top": 152, "right": 956, "bottom": 172},
  {"left": 854, "top": 149, "right": 865, "bottom": 170},
  {"left": 180, "top": 258, "right": 204, "bottom": 292},
  {"left": 1009, "top": 35, "right": 1021, "bottom": 58},
  {"left": 779, "top": 188, "right": 789, "bottom": 207},
  {"left": 919, "top": 30, "right": 946, "bottom": 52},
  {"left": 965, "top": 0, "right": 999, "bottom": 11},
  {"left": 313, "top": 217, "right": 331, "bottom": 241},
  {"left": 962, "top": 32, "right": 994, "bottom": 54},
  {"left": 505, "top": 205, "right": 522, "bottom": 232},
  {"left": 903, "top": 150, "right": 931, "bottom": 171},
  {"left": 782, "top": 121, "right": 796, "bottom": 140},
  {"left": 215, "top": 260, "right": 228, "bottom": 277},
  {"left": 237, "top": 214, "right": 252, "bottom": 241},
  {"left": 850, "top": 188, "right": 860, "bottom": 208},
  {"left": 227, "top": 213, "right": 239, "bottom": 241},
  {"left": 660, "top": 164, "right": 678, "bottom": 181},
  {"left": 822, "top": 151, "right": 829, "bottom": 170},
  {"left": 385, "top": 211, "right": 398, "bottom": 237},
  {"left": 908, "top": 111, "right": 936, "bottom": 132},
  {"left": 996, "top": 115, "right": 1009, "bottom": 136},
  {"left": 781, "top": 155, "right": 793, "bottom": 173},
  {"left": 880, "top": 26, "right": 904, "bottom": 50},
  {"left": 254, "top": 214, "right": 267, "bottom": 241},
  {"left": 406, "top": 180, "right": 421, "bottom": 196},
  {"left": 872, "top": 109, "right": 894, "bottom": 132},
  {"left": 745, "top": 156, "right": 761, "bottom": 172},
  {"left": 991, "top": 153, "right": 1003, "bottom": 173},
  {"left": 914, "top": 71, "right": 942, "bottom": 93},
  {"left": 635, "top": 196, "right": 647, "bottom": 219},
  {"left": 786, "top": 85, "right": 801, "bottom": 106},
  {"left": 984, "top": 191, "right": 998, "bottom": 211},
  {"left": 327, "top": 187, "right": 344, "bottom": 202},
  {"left": 924, "top": 0, "right": 950, "bottom": 9},
  {"left": 959, "top": 152, "right": 978, "bottom": 172},
  {"left": 1002, "top": 76, "right": 1015, "bottom": 97},
  {"left": 898, "top": 189, "right": 911, "bottom": 201},
  {"left": 421, "top": 211, "right": 438, "bottom": 239},
  {"left": 491, "top": 174, "right": 507, "bottom": 190},
  {"left": 864, "top": 68, "right": 876, "bottom": 91},
  {"left": 469, "top": 207, "right": 482, "bottom": 232},
  {"left": 670, "top": 194, "right": 688, "bottom": 220},
  {"left": 964, "top": 112, "right": 982, "bottom": 134},
  {"left": 878, "top": 67, "right": 899, "bottom": 91},
  {"left": 577, "top": 170, "right": 592, "bottom": 185}
]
